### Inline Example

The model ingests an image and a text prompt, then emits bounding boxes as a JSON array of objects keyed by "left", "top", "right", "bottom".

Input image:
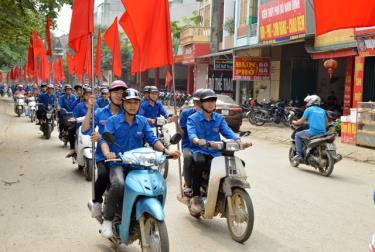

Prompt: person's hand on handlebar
[
  {"left": 193, "top": 138, "right": 207, "bottom": 146},
  {"left": 168, "top": 114, "right": 178, "bottom": 123},
  {"left": 164, "top": 149, "right": 180, "bottom": 159},
  {"left": 104, "top": 152, "right": 117, "bottom": 160},
  {"left": 241, "top": 142, "right": 252, "bottom": 149}
]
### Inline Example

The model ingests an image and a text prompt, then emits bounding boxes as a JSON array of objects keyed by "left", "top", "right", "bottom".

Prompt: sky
[{"left": 53, "top": 0, "right": 104, "bottom": 37}]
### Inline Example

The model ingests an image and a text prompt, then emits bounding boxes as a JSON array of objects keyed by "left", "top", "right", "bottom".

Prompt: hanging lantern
[{"left": 323, "top": 59, "right": 338, "bottom": 78}]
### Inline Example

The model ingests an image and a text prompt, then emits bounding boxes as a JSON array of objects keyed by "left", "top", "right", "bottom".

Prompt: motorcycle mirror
[
  {"left": 170, "top": 133, "right": 182, "bottom": 145},
  {"left": 239, "top": 131, "right": 251, "bottom": 137},
  {"left": 102, "top": 132, "right": 116, "bottom": 144}
]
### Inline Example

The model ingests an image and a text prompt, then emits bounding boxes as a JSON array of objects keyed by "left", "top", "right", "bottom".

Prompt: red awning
[{"left": 310, "top": 49, "right": 358, "bottom": 59}]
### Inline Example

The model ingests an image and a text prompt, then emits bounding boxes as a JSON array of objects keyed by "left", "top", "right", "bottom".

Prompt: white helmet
[{"left": 304, "top": 95, "right": 321, "bottom": 107}]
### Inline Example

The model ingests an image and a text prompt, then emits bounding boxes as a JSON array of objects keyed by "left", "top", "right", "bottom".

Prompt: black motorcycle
[
  {"left": 38, "top": 104, "right": 55, "bottom": 139},
  {"left": 59, "top": 108, "right": 75, "bottom": 146},
  {"left": 251, "top": 101, "right": 289, "bottom": 126},
  {"left": 288, "top": 125, "right": 342, "bottom": 177}
]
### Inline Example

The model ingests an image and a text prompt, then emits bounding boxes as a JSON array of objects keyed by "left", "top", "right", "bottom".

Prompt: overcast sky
[{"left": 53, "top": 1, "right": 104, "bottom": 36}]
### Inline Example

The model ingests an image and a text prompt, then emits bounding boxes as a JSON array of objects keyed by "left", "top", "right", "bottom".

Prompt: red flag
[
  {"left": 23, "top": 64, "right": 27, "bottom": 81},
  {"left": 66, "top": 53, "right": 75, "bottom": 75},
  {"left": 14, "top": 66, "right": 19, "bottom": 81},
  {"left": 119, "top": 0, "right": 173, "bottom": 73},
  {"left": 104, "top": 18, "right": 122, "bottom": 78},
  {"left": 0, "top": 72, "right": 2, "bottom": 82},
  {"left": 95, "top": 29, "right": 102, "bottom": 78},
  {"left": 314, "top": 0, "right": 375, "bottom": 35},
  {"left": 53, "top": 58, "right": 59, "bottom": 83},
  {"left": 28, "top": 37, "right": 34, "bottom": 76},
  {"left": 59, "top": 57, "right": 66, "bottom": 81},
  {"left": 19, "top": 66, "right": 22, "bottom": 82},
  {"left": 46, "top": 17, "right": 52, "bottom": 56},
  {"left": 165, "top": 68, "right": 173, "bottom": 91}
]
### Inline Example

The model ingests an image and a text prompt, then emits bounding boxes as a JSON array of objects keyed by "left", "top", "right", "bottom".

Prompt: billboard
[{"left": 233, "top": 57, "right": 271, "bottom": 81}]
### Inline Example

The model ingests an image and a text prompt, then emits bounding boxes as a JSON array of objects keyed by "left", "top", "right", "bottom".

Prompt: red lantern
[{"left": 323, "top": 59, "right": 338, "bottom": 78}]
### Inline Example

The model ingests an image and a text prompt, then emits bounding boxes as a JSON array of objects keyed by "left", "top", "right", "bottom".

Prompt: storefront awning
[
  {"left": 305, "top": 40, "right": 358, "bottom": 59},
  {"left": 196, "top": 49, "right": 233, "bottom": 59}
]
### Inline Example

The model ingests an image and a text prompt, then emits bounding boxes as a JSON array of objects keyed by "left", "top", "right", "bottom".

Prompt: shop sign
[
  {"left": 357, "top": 37, "right": 375, "bottom": 57},
  {"left": 259, "top": 0, "right": 306, "bottom": 43},
  {"left": 343, "top": 58, "right": 354, "bottom": 116},
  {"left": 214, "top": 59, "right": 233, "bottom": 71},
  {"left": 208, "top": 65, "right": 234, "bottom": 97},
  {"left": 352, "top": 56, "right": 364, "bottom": 108},
  {"left": 233, "top": 57, "right": 271, "bottom": 81}
]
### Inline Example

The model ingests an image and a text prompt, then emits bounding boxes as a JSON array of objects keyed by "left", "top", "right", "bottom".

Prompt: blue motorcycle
[{"left": 89, "top": 133, "right": 170, "bottom": 251}]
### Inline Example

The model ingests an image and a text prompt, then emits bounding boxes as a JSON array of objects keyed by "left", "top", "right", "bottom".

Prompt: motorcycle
[
  {"left": 288, "top": 124, "right": 342, "bottom": 177},
  {"left": 14, "top": 94, "right": 25, "bottom": 117},
  {"left": 177, "top": 132, "right": 254, "bottom": 243},
  {"left": 59, "top": 109, "right": 74, "bottom": 146},
  {"left": 88, "top": 132, "right": 170, "bottom": 251},
  {"left": 7, "top": 87, "right": 12, "bottom": 97},
  {"left": 0, "top": 87, "right": 4, "bottom": 97},
  {"left": 151, "top": 117, "right": 171, "bottom": 179},
  {"left": 28, "top": 97, "right": 37, "bottom": 122},
  {"left": 38, "top": 104, "right": 55, "bottom": 139}
]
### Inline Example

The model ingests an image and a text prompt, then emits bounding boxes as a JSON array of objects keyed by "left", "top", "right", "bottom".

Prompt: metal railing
[{"left": 180, "top": 26, "right": 211, "bottom": 46}]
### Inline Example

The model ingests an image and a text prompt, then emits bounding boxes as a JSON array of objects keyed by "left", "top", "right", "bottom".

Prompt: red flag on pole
[
  {"left": 19, "top": 66, "right": 22, "bottom": 82},
  {"left": 66, "top": 53, "right": 75, "bottom": 75},
  {"left": 119, "top": 0, "right": 173, "bottom": 73},
  {"left": 28, "top": 37, "right": 34, "bottom": 76},
  {"left": 0, "top": 72, "right": 2, "bottom": 82},
  {"left": 23, "top": 64, "right": 27, "bottom": 81},
  {"left": 14, "top": 66, "right": 19, "bottom": 81},
  {"left": 59, "top": 57, "right": 66, "bottom": 81},
  {"left": 104, "top": 18, "right": 122, "bottom": 78},
  {"left": 314, "top": 0, "right": 375, "bottom": 35},
  {"left": 46, "top": 17, "right": 52, "bottom": 56},
  {"left": 95, "top": 29, "right": 102, "bottom": 79},
  {"left": 165, "top": 68, "right": 173, "bottom": 91}
]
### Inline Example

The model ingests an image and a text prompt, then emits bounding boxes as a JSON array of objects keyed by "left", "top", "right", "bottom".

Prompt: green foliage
[
  {"left": 224, "top": 17, "right": 235, "bottom": 35},
  {"left": 182, "top": 10, "right": 201, "bottom": 27}
]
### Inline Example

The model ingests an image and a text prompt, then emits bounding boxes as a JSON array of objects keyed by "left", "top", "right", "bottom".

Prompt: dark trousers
[
  {"left": 103, "top": 166, "right": 125, "bottom": 221},
  {"left": 192, "top": 153, "right": 213, "bottom": 197},
  {"left": 183, "top": 148, "right": 193, "bottom": 187},
  {"left": 93, "top": 161, "right": 110, "bottom": 204},
  {"left": 68, "top": 126, "right": 76, "bottom": 150}
]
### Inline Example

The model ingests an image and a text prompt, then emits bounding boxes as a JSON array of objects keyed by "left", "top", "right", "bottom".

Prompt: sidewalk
[{"left": 240, "top": 120, "right": 375, "bottom": 165}]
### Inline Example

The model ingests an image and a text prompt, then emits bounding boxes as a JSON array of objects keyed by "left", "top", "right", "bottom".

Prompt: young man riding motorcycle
[
  {"left": 36, "top": 84, "right": 56, "bottom": 125},
  {"left": 96, "top": 88, "right": 110, "bottom": 108},
  {"left": 57, "top": 84, "right": 77, "bottom": 139},
  {"left": 292, "top": 95, "right": 328, "bottom": 163},
  {"left": 138, "top": 86, "right": 177, "bottom": 125},
  {"left": 187, "top": 89, "right": 252, "bottom": 214},
  {"left": 71, "top": 84, "right": 83, "bottom": 108},
  {"left": 178, "top": 89, "right": 204, "bottom": 197},
  {"left": 99, "top": 88, "right": 180, "bottom": 238},
  {"left": 81, "top": 80, "right": 128, "bottom": 219}
]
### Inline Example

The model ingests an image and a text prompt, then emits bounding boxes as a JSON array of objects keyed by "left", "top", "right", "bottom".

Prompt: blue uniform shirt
[
  {"left": 303, "top": 105, "right": 327, "bottom": 136},
  {"left": 96, "top": 97, "right": 110, "bottom": 108},
  {"left": 138, "top": 100, "right": 169, "bottom": 122},
  {"left": 73, "top": 102, "right": 89, "bottom": 127},
  {"left": 180, "top": 107, "right": 197, "bottom": 150},
  {"left": 38, "top": 93, "right": 55, "bottom": 106},
  {"left": 104, "top": 113, "right": 159, "bottom": 168},
  {"left": 58, "top": 94, "right": 77, "bottom": 112},
  {"left": 187, "top": 110, "right": 239, "bottom": 157}
]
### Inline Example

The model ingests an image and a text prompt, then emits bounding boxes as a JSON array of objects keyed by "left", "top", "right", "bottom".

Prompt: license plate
[
  {"left": 326, "top": 143, "right": 336, "bottom": 151},
  {"left": 221, "top": 109, "right": 229, "bottom": 115}
]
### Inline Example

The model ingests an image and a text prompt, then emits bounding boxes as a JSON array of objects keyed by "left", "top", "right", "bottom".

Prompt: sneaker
[
  {"left": 101, "top": 220, "right": 113, "bottom": 238},
  {"left": 91, "top": 202, "right": 102, "bottom": 218},
  {"left": 66, "top": 150, "right": 76, "bottom": 158},
  {"left": 293, "top": 155, "right": 303, "bottom": 163},
  {"left": 189, "top": 196, "right": 203, "bottom": 216},
  {"left": 183, "top": 186, "right": 192, "bottom": 198}
]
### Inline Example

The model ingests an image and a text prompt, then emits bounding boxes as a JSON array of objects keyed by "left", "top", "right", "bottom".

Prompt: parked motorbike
[
  {"left": 38, "top": 104, "right": 55, "bottom": 139},
  {"left": 288, "top": 124, "right": 342, "bottom": 176},
  {"left": 28, "top": 97, "right": 37, "bottom": 123},
  {"left": 88, "top": 132, "right": 170, "bottom": 251},
  {"left": 177, "top": 132, "right": 254, "bottom": 243},
  {"left": 251, "top": 101, "right": 288, "bottom": 126},
  {"left": 14, "top": 94, "right": 25, "bottom": 117},
  {"left": 151, "top": 117, "right": 171, "bottom": 179}
]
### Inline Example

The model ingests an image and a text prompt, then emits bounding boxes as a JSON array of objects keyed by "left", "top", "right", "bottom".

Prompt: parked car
[{"left": 182, "top": 94, "right": 243, "bottom": 132}]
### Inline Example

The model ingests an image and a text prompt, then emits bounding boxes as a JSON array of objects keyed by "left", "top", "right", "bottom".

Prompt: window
[{"left": 240, "top": 0, "right": 248, "bottom": 26}]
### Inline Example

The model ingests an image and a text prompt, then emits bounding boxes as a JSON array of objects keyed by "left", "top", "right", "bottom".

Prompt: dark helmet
[
  {"left": 193, "top": 88, "right": 204, "bottom": 101},
  {"left": 149, "top": 86, "right": 159, "bottom": 93},
  {"left": 74, "top": 83, "right": 82, "bottom": 90},
  {"left": 40, "top": 83, "right": 47, "bottom": 88},
  {"left": 200, "top": 89, "right": 217, "bottom": 102},
  {"left": 143, "top": 85, "right": 151, "bottom": 93},
  {"left": 82, "top": 85, "right": 92, "bottom": 94},
  {"left": 109, "top": 80, "right": 128, "bottom": 91},
  {"left": 122, "top": 88, "right": 141, "bottom": 101}
]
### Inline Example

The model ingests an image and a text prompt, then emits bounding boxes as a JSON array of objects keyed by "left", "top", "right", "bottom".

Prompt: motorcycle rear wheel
[
  {"left": 84, "top": 158, "right": 93, "bottom": 182},
  {"left": 319, "top": 150, "right": 334, "bottom": 177},
  {"left": 226, "top": 188, "right": 254, "bottom": 243},
  {"left": 142, "top": 216, "right": 169, "bottom": 252},
  {"left": 288, "top": 147, "right": 299, "bottom": 167},
  {"left": 252, "top": 111, "right": 266, "bottom": 126}
]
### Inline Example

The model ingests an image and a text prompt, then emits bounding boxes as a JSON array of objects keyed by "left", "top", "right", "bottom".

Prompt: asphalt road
[{"left": 0, "top": 96, "right": 374, "bottom": 252}]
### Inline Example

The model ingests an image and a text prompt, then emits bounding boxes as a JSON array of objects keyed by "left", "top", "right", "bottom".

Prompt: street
[{"left": 0, "top": 96, "right": 374, "bottom": 252}]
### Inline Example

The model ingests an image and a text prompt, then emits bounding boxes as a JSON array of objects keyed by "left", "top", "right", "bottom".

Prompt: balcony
[{"left": 180, "top": 26, "right": 211, "bottom": 46}]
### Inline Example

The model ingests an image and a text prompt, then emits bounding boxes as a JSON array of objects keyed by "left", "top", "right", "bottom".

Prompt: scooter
[
  {"left": 177, "top": 132, "right": 254, "bottom": 243},
  {"left": 14, "top": 94, "right": 25, "bottom": 117},
  {"left": 28, "top": 97, "right": 37, "bottom": 123},
  {"left": 59, "top": 109, "right": 74, "bottom": 146},
  {"left": 151, "top": 117, "right": 171, "bottom": 179},
  {"left": 38, "top": 104, "right": 55, "bottom": 139},
  {"left": 7, "top": 88, "right": 12, "bottom": 97},
  {"left": 88, "top": 132, "right": 170, "bottom": 251}
]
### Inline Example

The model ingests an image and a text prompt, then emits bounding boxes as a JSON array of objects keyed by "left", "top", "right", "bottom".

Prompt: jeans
[
  {"left": 93, "top": 161, "right": 110, "bottom": 204},
  {"left": 295, "top": 130, "right": 311, "bottom": 157},
  {"left": 183, "top": 148, "right": 193, "bottom": 187},
  {"left": 103, "top": 166, "right": 125, "bottom": 221},
  {"left": 192, "top": 153, "right": 213, "bottom": 197}
]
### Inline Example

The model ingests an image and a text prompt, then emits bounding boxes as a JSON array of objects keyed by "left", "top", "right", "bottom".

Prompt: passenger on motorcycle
[
  {"left": 71, "top": 84, "right": 83, "bottom": 108},
  {"left": 187, "top": 89, "right": 252, "bottom": 213},
  {"left": 57, "top": 84, "right": 77, "bottom": 139},
  {"left": 96, "top": 88, "right": 110, "bottom": 108},
  {"left": 141, "top": 85, "right": 151, "bottom": 104},
  {"left": 292, "top": 95, "right": 328, "bottom": 163},
  {"left": 99, "top": 88, "right": 180, "bottom": 238},
  {"left": 81, "top": 80, "right": 128, "bottom": 218},
  {"left": 178, "top": 89, "right": 204, "bottom": 197},
  {"left": 13, "top": 84, "right": 26, "bottom": 97},
  {"left": 138, "top": 86, "right": 177, "bottom": 125}
]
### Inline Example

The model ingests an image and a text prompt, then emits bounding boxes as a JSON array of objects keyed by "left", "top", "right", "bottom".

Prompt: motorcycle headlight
[
  {"left": 225, "top": 142, "right": 240, "bottom": 151},
  {"left": 46, "top": 113, "right": 52, "bottom": 119}
]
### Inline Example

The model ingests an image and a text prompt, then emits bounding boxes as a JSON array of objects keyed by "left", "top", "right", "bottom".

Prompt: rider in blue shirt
[
  {"left": 57, "top": 84, "right": 77, "bottom": 139},
  {"left": 38, "top": 84, "right": 55, "bottom": 106},
  {"left": 187, "top": 89, "right": 251, "bottom": 214},
  {"left": 71, "top": 84, "right": 83, "bottom": 109},
  {"left": 99, "top": 88, "right": 180, "bottom": 239},
  {"left": 292, "top": 95, "right": 328, "bottom": 163},
  {"left": 96, "top": 88, "right": 110, "bottom": 108}
]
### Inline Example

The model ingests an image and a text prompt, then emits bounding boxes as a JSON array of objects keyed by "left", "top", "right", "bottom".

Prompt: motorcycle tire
[
  {"left": 84, "top": 158, "right": 93, "bottom": 182},
  {"left": 226, "top": 188, "right": 254, "bottom": 243},
  {"left": 253, "top": 110, "right": 266, "bottom": 126},
  {"left": 142, "top": 216, "right": 169, "bottom": 252},
  {"left": 247, "top": 111, "right": 256, "bottom": 125},
  {"left": 281, "top": 114, "right": 290, "bottom": 127},
  {"left": 319, "top": 150, "right": 334, "bottom": 177},
  {"left": 45, "top": 124, "right": 52, "bottom": 139},
  {"left": 158, "top": 159, "right": 169, "bottom": 179},
  {"left": 30, "top": 112, "right": 35, "bottom": 123},
  {"left": 288, "top": 147, "right": 299, "bottom": 167},
  {"left": 17, "top": 110, "right": 21, "bottom": 117}
]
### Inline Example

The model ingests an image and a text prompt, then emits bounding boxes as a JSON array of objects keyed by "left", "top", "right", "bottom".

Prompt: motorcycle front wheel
[
  {"left": 142, "top": 216, "right": 169, "bottom": 252},
  {"left": 288, "top": 147, "right": 299, "bottom": 167},
  {"left": 226, "top": 188, "right": 254, "bottom": 243},
  {"left": 158, "top": 160, "right": 169, "bottom": 179},
  {"left": 319, "top": 150, "right": 334, "bottom": 177},
  {"left": 45, "top": 123, "right": 52, "bottom": 139},
  {"left": 252, "top": 110, "right": 266, "bottom": 126}
]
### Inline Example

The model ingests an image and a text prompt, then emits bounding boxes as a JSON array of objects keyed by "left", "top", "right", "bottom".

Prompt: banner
[
  {"left": 208, "top": 65, "right": 234, "bottom": 97},
  {"left": 352, "top": 56, "right": 364, "bottom": 108},
  {"left": 259, "top": 0, "right": 305, "bottom": 43},
  {"left": 233, "top": 57, "right": 271, "bottom": 81}
]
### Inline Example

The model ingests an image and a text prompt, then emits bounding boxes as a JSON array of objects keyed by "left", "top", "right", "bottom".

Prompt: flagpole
[
  {"left": 172, "top": 64, "right": 183, "bottom": 198},
  {"left": 91, "top": 32, "right": 96, "bottom": 201}
]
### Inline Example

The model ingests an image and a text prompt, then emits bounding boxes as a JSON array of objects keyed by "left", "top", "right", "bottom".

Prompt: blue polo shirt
[
  {"left": 58, "top": 94, "right": 77, "bottom": 112},
  {"left": 187, "top": 110, "right": 239, "bottom": 157},
  {"left": 303, "top": 105, "right": 327, "bottom": 136},
  {"left": 104, "top": 113, "right": 159, "bottom": 168},
  {"left": 38, "top": 93, "right": 55, "bottom": 106},
  {"left": 138, "top": 100, "right": 169, "bottom": 122},
  {"left": 180, "top": 107, "right": 198, "bottom": 150},
  {"left": 73, "top": 102, "right": 90, "bottom": 127},
  {"left": 96, "top": 97, "right": 110, "bottom": 108}
]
